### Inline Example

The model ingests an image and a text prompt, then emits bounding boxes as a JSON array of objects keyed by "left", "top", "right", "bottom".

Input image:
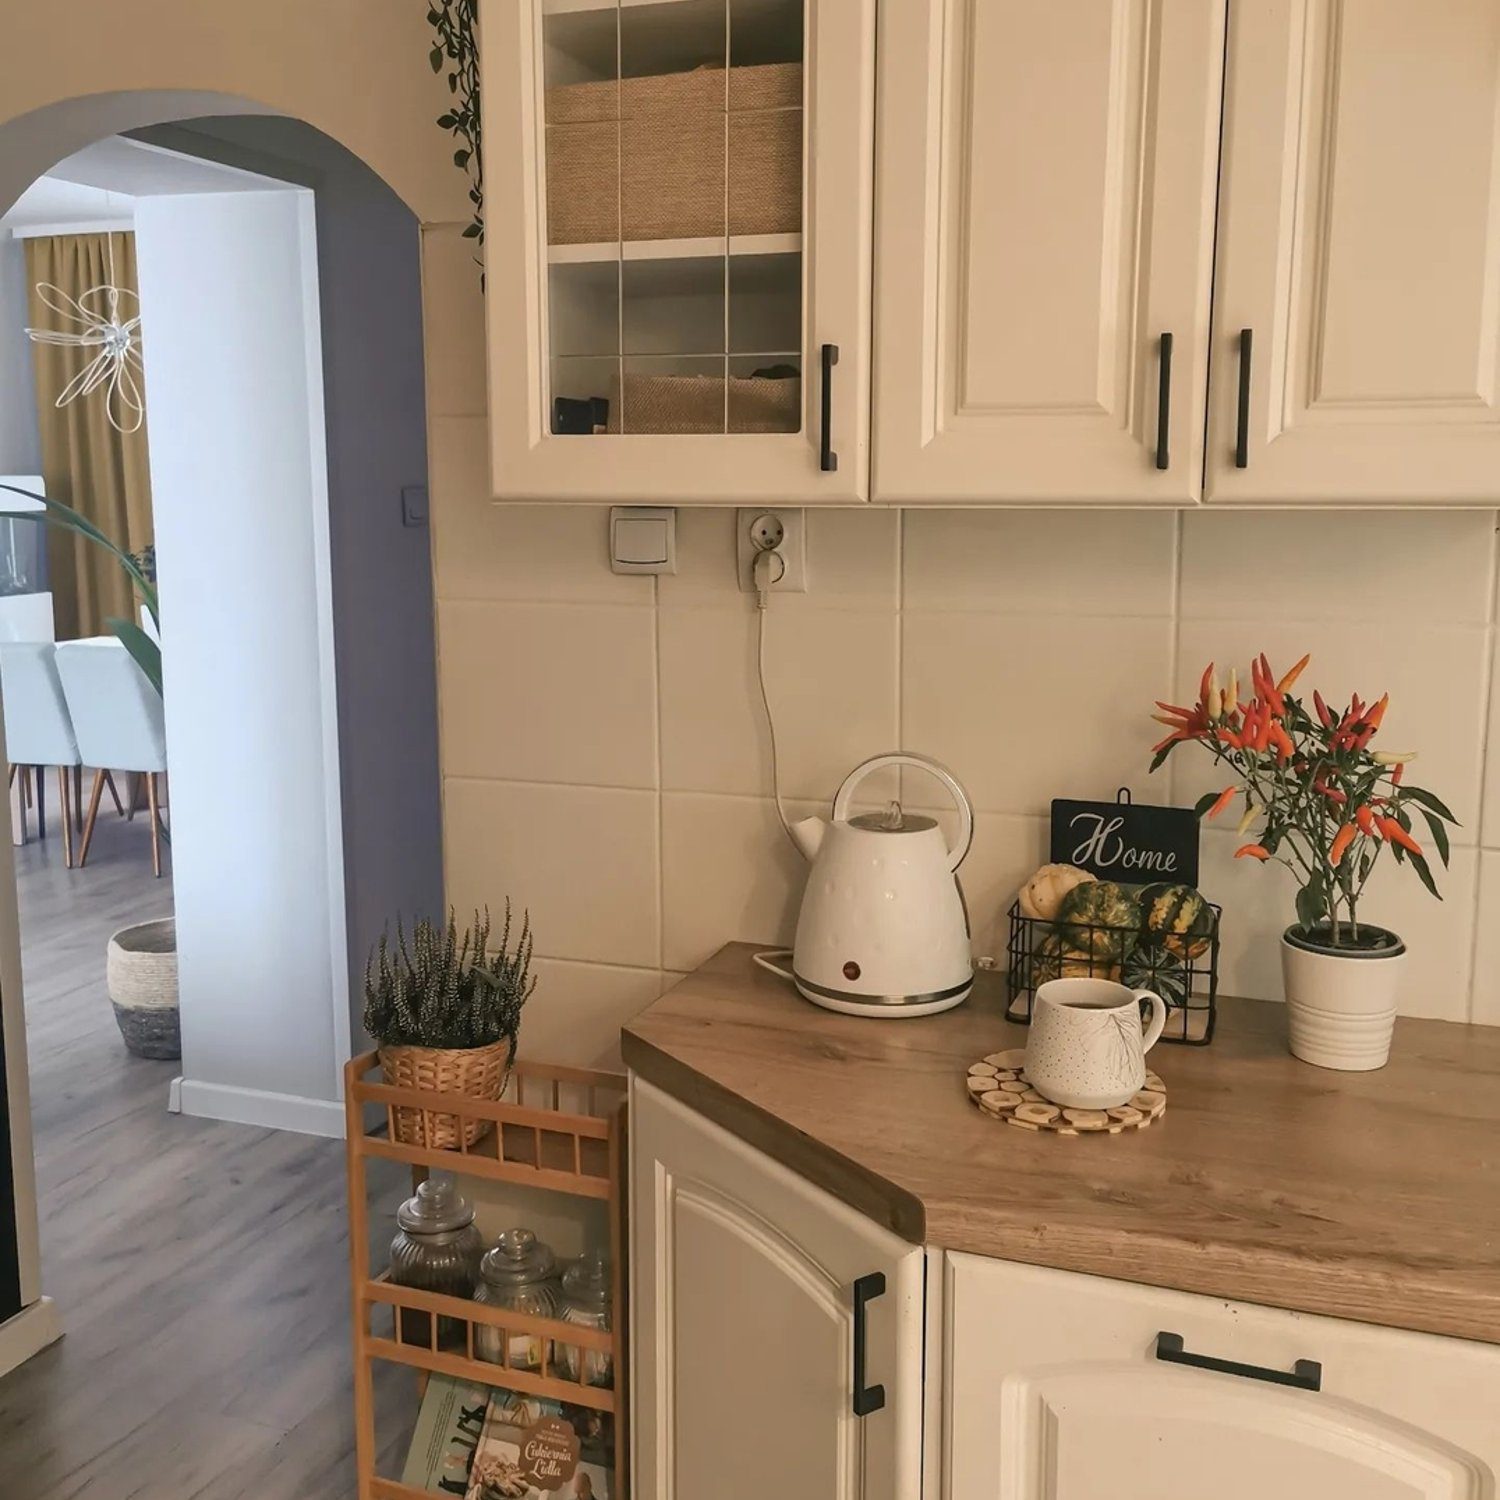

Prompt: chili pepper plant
[{"left": 1148, "top": 652, "right": 1457, "bottom": 950}]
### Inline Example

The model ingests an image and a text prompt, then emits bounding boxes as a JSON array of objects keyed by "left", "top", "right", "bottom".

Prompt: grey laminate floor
[{"left": 0, "top": 809, "right": 409, "bottom": 1497}]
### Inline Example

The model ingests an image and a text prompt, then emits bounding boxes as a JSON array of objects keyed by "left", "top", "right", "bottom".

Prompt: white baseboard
[
  {"left": 176, "top": 1078, "right": 345, "bottom": 1139},
  {"left": 0, "top": 1297, "right": 62, "bottom": 1378},
  {"left": 167, "top": 1075, "right": 183, "bottom": 1113}
]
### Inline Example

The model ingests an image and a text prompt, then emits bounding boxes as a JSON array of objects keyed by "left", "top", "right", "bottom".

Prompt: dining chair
[
  {"left": 0, "top": 641, "right": 82, "bottom": 864},
  {"left": 55, "top": 639, "right": 169, "bottom": 876}
]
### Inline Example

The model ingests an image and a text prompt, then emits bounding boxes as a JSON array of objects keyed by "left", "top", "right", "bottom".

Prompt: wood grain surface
[{"left": 622, "top": 943, "right": 1500, "bottom": 1347}]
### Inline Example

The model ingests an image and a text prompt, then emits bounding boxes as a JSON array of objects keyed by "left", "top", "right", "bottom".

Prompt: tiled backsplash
[{"left": 423, "top": 227, "right": 1500, "bottom": 1066}]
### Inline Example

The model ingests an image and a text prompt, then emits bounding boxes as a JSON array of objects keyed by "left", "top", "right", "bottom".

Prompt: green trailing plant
[
  {"left": 0, "top": 481, "right": 161, "bottom": 695},
  {"left": 428, "top": 0, "right": 484, "bottom": 248},
  {"left": 364, "top": 905, "right": 535, "bottom": 1055}
]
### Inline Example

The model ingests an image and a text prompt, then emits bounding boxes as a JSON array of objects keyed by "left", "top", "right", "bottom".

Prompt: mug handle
[{"left": 1134, "top": 990, "right": 1168, "bottom": 1053}]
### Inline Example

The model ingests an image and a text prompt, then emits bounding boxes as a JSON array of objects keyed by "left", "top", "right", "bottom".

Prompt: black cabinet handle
[
  {"left": 1155, "top": 1330, "right": 1322, "bottom": 1391},
  {"left": 852, "top": 1272, "right": 885, "bottom": 1416},
  {"left": 1155, "top": 332, "right": 1173, "bottom": 470},
  {"left": 820, "top": 343, "right": 839, "bottom": 473},
  {"left": 1235, "top": 327, "right": 1253, "bottom": 468}
]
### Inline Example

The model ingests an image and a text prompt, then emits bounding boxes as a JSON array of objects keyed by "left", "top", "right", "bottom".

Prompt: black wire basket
[{"left": 1002, "top": 898, "right": 1221, "bottom": 1045}]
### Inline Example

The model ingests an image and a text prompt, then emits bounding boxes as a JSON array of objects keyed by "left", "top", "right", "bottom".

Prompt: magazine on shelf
[
  {"left": 400, "top": 1374, "right": 492, "bottom": 1495},
  {"left": 463, "top": 1391, "right": 613, "bottom": 1500}
]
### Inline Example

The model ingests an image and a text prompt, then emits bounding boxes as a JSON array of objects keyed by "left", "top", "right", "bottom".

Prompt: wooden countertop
[{"left": 622, "top": 943, "right": 1500, "bottom": 1346}]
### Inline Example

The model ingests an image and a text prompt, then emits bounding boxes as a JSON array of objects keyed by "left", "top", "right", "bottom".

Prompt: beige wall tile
[
  {"left": 1181, "top": 512, "right": 1497, "bottom": 624},
  {"left": 658, "top": 607, "right": 897, "bottom": 800},
  {"left": 421, "top": 224, "right": 488, "bottom": 418},
  {"left": 428, "top": 417, "right": 650, "bottom": 605},
  {"left": 1171, "top": 621, "right": 1488, "bottom": 833},
  {"left": 902, "top": 612, "right": 1172, "bottom": 815},
  {"left": 1484, "top": 643, "right": 1500, "bottom": 848},
  {"left": 437, "top": 600, "right": 657, "bottom": 787},
  {"left": 445, "top": 778, "right": 660, "bottom": 968},
  {"left": 660, "top": 792, "right": 812, "bottom": 972},
  {"left": 523, "top": 959, "right": 666, "bottom": 1069},
  {"left": 956, "top": 814, "right": 1050, "bottom": 958},
  {"left": 1472, "top": 852, "right": 1500, "bottom": 1024},
  {"left": 660, "top": 507, "right": 900, "bottom": 611},
  {"left": 903, "top": 511, "right": 1177, "bottom": 615}
]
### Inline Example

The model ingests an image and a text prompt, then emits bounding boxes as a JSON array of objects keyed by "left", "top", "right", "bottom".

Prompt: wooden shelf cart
[{"left": 344, "top": 1052, "right": 629, "bottom": 1499}]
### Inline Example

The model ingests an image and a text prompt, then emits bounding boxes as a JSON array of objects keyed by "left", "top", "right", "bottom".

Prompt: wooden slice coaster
[{"left": 965, "top": 1055, "right": 1166, "bottom": 1136}]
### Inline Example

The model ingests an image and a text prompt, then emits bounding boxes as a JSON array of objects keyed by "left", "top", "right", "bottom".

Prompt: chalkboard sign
[{"left": 1050, "top": 788, "right": 1199, "bottom": 887}]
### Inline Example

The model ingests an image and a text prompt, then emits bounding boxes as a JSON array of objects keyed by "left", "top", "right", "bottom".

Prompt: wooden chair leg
[
  {"left": 56, "top": 768, "right": 73, "bottom": 869},
  {"left": 22, "top": 765, "right": 31, "bottom": 807},
  {"left": 7, "top": 764, "right": 14, "bottom": 789},
  {"left": 34, "top": 767, "right": 44, "bottom": 840},
  {"left": 73, "top": 764, "right": 83, "bottom": 832},
  {"left": 125, "top": 771, "right": 139, "bottom": 821},
  {"left": 147, "top": 772, "right": 162, "bottom": 878},
  {"left": 76, "top": 770, "right": 105, "bottom": 869},
  {"left": 103, "top": 770, "right": 125, "bottom": 818}
]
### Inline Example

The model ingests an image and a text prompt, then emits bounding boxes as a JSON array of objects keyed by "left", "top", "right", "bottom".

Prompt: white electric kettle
[{"left": 756, "top": 753, "right": 975, "bottom": 1017}]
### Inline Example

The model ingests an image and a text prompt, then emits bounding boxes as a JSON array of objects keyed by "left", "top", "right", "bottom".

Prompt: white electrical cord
[{"left": 752, "top": 547, "right": 798, "bottom": 849}]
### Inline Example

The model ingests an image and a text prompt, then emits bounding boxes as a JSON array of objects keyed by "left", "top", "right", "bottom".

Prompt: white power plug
[{"left": 737, "top": 508, "right": 806, "bottom": 594}]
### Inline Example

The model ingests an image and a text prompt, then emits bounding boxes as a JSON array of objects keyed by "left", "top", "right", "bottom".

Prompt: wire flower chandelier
[{"left": 24, "top": 236, "right": 145, "bottom": 435}]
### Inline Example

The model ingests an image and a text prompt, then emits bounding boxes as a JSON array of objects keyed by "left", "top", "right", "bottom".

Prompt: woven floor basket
[
  {"left": 606, "top": 373, "right": 800, "bottom": 434},
  {"left": 379, "top": 1038, "right": 512, "bottom": 1150},
  {"left": 106, "top": 918, "right": 180, "bottom": 1060}
]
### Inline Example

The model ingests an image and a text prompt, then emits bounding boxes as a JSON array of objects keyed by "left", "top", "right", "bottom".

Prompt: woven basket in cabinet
[{"left": 378, "top": 1037, "right": 512, "bottom": 1150}]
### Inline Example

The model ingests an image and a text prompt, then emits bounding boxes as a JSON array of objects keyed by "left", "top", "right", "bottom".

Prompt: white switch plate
[
  {"left": 609, "top": 506, "right": 677, "bottom": 574},
  {"left": 737, "top": 508, "right": 807, "bottom": 592}
]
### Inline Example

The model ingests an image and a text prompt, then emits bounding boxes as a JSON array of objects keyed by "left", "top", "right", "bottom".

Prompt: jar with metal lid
[
  {"left": 556, "top": 1247, "right": 613, "bottom": 1387},
  {"left": 388, "top": 1174, "right": 484, "bottom": 1349},
  {"left": 473, "top": 1227, "right": 559, "bottom": 1369}
]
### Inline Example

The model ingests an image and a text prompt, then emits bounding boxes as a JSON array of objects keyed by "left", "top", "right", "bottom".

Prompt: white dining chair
[
  {"left": 0, "top": 641, "right": 82, "bottom": 864},
  {"left": 55, "top": 639, "right": 169, "bottom": 876}
]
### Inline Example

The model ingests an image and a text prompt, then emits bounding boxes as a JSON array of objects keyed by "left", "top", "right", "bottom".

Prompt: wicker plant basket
[
  {"left": 106, "top": 918, "right": 180, "bottom": 1060},
  {"left": 606, "top": 371, "right": 800, "bottom": 434},
  {"left": 378, "top": 1037, "right": 512, "bottom": 1150}
]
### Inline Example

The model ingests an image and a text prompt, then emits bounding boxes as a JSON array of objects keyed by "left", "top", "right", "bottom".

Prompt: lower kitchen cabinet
[
  {"left": 946, "top": 1253, "right": 1500, "bottom": 1498},
  {"left": 630, "top": 1079, "right": 925, "bottom": 1500}
]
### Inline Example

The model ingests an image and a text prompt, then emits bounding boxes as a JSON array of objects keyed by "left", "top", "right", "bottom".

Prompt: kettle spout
[{"left": 789, "top": 815, "right": 826, "bottom": 862}]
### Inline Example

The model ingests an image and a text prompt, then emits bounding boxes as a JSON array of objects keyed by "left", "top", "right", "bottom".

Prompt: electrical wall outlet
[{"left": 736, "top": 508, "right": 807, "bottom": 593}]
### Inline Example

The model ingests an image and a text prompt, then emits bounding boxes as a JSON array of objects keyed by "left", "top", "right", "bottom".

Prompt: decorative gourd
[
  {"left": 1139, "top": 883, "right": 1215, "bottom": 959},
  {"left": 1052, "top": 880, "right": 1143, "bottom": 959},
  {"left": 1122, "top": 942, "right": 1190, "bottom": 1008},
  {"left": 1033, "top": 931, "right": 1121, "bottom": 985},
  {"left": 1016, "top": 863, "right": 1096, "bottom": 922}
]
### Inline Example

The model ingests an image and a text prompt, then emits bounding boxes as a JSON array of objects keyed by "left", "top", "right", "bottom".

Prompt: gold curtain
[{"left": 25, "top": 231, "right": 153, "bottom": 641}]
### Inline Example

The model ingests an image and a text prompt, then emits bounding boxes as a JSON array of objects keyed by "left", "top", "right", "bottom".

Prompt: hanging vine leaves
[{"left": 428, "top": 0, "right": 483, "bottom": 248}]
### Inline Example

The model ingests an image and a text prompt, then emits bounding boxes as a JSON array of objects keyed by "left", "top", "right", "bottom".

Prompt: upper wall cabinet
[
  {"left": 481, "top": 0, "right": 876, "bottom": 503},
  {"left": 1207, "top": 0, "right": 1500, "bottom": 504},
  {"left": 872, "top": 0, "right": 1227, "bottom": 504}
]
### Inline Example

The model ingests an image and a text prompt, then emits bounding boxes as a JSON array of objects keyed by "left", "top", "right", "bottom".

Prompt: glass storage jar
[
  {"left": 473, "top": 1227, "right": 559, "bottom": 1370},
  {"left": 388, "top": 1174, "right": 484, "bottom": 1349},
  {"left": 556, "top": 1247, "right": 613, "bottom": 1387}
]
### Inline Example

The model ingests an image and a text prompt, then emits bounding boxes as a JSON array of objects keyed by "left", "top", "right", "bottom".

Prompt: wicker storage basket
[
  {"left": 378, "top": 1038, "right": 512, "bottom": 1150},
  {"left": 546, "top": 61, "right": 802, "bottom": 245},
  {"left": 605, "top": 372, "right": 800, "bottom": 434},
  {"left": 106, "top": 918, "right": 179, "bottom": 1060}
]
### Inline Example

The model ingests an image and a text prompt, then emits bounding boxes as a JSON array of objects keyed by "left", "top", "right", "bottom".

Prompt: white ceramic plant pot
[{"left": 1281, "top": 924, "right": 1406, "bottom": 1071}]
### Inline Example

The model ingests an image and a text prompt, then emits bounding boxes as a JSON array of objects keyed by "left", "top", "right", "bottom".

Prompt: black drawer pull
[
  {"left": 1155, "top": 332, "right": 1173, "bottom": 470},
  {"left": 1155, "top": 1330, "right": 1322, "bottom": 1391},
  {"left": 852, "top": 1272, "right": 885, "bottom": 1416},
  {"left": 1235, "top": 327, "right": 1253, "bottom": 468},
  {"left": 821, "top": 343, "right": 839, "bottom": 473}
]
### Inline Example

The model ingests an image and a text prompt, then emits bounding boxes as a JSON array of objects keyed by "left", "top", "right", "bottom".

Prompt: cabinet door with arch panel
[
  {"left": 872, "top": 0, "right": 1226, "bottom": 504},
  {"left": 946, "top": 1253, "right": 1500, "bottom": 1498},
  {"left": 630, "top": 1079, "right": 924, "bottom": 1500},
  {"left": 1207, "top": 0, "right": 1500, "bottom": 503}
]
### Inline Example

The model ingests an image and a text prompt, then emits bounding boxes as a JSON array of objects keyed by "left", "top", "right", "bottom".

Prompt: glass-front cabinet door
[{"left": 482, "top": 0, "right": 875, "bottom": 502}]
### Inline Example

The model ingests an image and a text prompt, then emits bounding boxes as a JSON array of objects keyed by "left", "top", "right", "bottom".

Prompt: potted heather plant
[
  {"left": 1149, "top": 653, "right": 1457, "bottom": 1071},
  {"left": 364, "top": 904, "right": 535, "bottom": 1148}
]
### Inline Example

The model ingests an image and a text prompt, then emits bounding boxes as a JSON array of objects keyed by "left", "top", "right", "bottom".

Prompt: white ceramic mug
[{"left": 1025, "top": 977, "right": 1168, "bottom": 1109}]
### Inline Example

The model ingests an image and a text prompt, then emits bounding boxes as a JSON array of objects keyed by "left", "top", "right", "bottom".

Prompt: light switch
[{"left": 610, "top": 506, "right": 676, "bottom": 574}]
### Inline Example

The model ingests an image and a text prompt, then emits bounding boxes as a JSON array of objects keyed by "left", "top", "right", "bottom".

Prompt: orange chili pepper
[
  {"left": 1276, "top": 653, "right": 1311, "bottom": 693},
  {"left": 1328, "top": 823, "right": 1357, "bottom": 866},
  {"left": 1216, "top": 726, "right": 1243, "bottom": 750},
  {"left": 1390, "top": 761, "right": 1405, "bottom": 786},
  {"left": 1260, "top": 654, "right": 1286, "bottom": 715},
  {"left": 1199, "top": 662, "right": 1214, "bottom": 706},
  {"left": 1269, "top": 723, "right": 1295, "bottom": 762},
  {"left": 1355, "top": 804, "right": 1377, "bottom": 837},
  {"left": 1313, "top": 778, "right": 1346, "bottom": 806},
  {"left": 1365, "top": 693, "right": 1389, "bottom": 732},
  {"left": 1235, "top": 844, "right": 1271, "bottom": 861},
  {"left": 1378, "top": 817, "right": 1423, "bottom": 856},
  {"left": 1206, "top": 785, "right": 1236, "bottom": 820}
]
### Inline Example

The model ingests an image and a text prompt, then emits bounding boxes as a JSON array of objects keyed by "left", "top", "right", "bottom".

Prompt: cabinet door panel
[
  {"left": 873, "top": 0, "right": 1225, "bottom": 503},
  {"left": 482, "top": 0, "right": 875, "bottom": 503},
  {"left": 947, "top": 1255, "right": 1500, "bottom": 1499},
  {"left": 1208, "top": 0, "right": 1500, "bottom": 502},
  {"left": 631, "top": 1079, "right": 923, "bottom": 1500}
]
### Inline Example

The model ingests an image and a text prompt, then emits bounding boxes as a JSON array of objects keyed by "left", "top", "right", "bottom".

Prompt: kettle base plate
[{"left": 793, "top": 973, "right": 972, "bottom": 1019}]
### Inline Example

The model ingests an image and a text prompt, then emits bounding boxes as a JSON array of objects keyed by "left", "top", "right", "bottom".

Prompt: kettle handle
[{"left": 831, "top": 752, "right": 975, "bottom": 873}]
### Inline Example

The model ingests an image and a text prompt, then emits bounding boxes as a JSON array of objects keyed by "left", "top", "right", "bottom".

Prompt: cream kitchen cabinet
[
  {"left": 871, "top": 0, "right": 1227, "bottom": 504},
  {"left": 630, "top": 1079, "right": 925, "bottom": 1500},
  {"left": 481, "top": 0, "right": 875, "bottom": 504},
  {"left": 947, "top": 1253, "right": 1500, "bottom": 1498},
  {"left": 1207, "top": 0, "right": 1500, "bottom": 505}
]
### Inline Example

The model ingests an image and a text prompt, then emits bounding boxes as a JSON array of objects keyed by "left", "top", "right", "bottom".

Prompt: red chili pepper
[
  {"left": 1216, "top": 726, "right": 1244, "bottom": 750},
  {"left": 1313, "top": 689, "right": 1332, "bottom": 728},
  {"left": 1260, "top": 654, "right": 1286, "bottom": 715},
  {"left": 1313, "top": 779, "right": 1347, "bottom": 806},
  {"left": 1328, "top": 823, "right": 1357, "bottom": 866},
  {"left": 1255, "top": 713, "right": 1273, "bottom": 753},
  {"left": 1199, "top": 662, "right": 1214, "bottom": 706},
  {"left": 1235, "top": 844, "right": 1271, "bottom": 861},
  {"left": 1355, "top": 804, "right": 1377, "bottom": 837},
  {"left": 1390, "top": 762, "right": 1405, "bottom": 786},
  {"left": 1379, "top": 817, "right": 1423, "bottom": 856},
  {"left": 1151, "top": 730, "right": 1186, "bottom": 755},
  {"left": 1206, "top": 785, "right": 1236, "bottom": 820}
]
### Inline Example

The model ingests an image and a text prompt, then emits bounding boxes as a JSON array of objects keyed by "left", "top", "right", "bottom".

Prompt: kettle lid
[{"left": 847, "top": 799, "right": 936, "bottom": 834}]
